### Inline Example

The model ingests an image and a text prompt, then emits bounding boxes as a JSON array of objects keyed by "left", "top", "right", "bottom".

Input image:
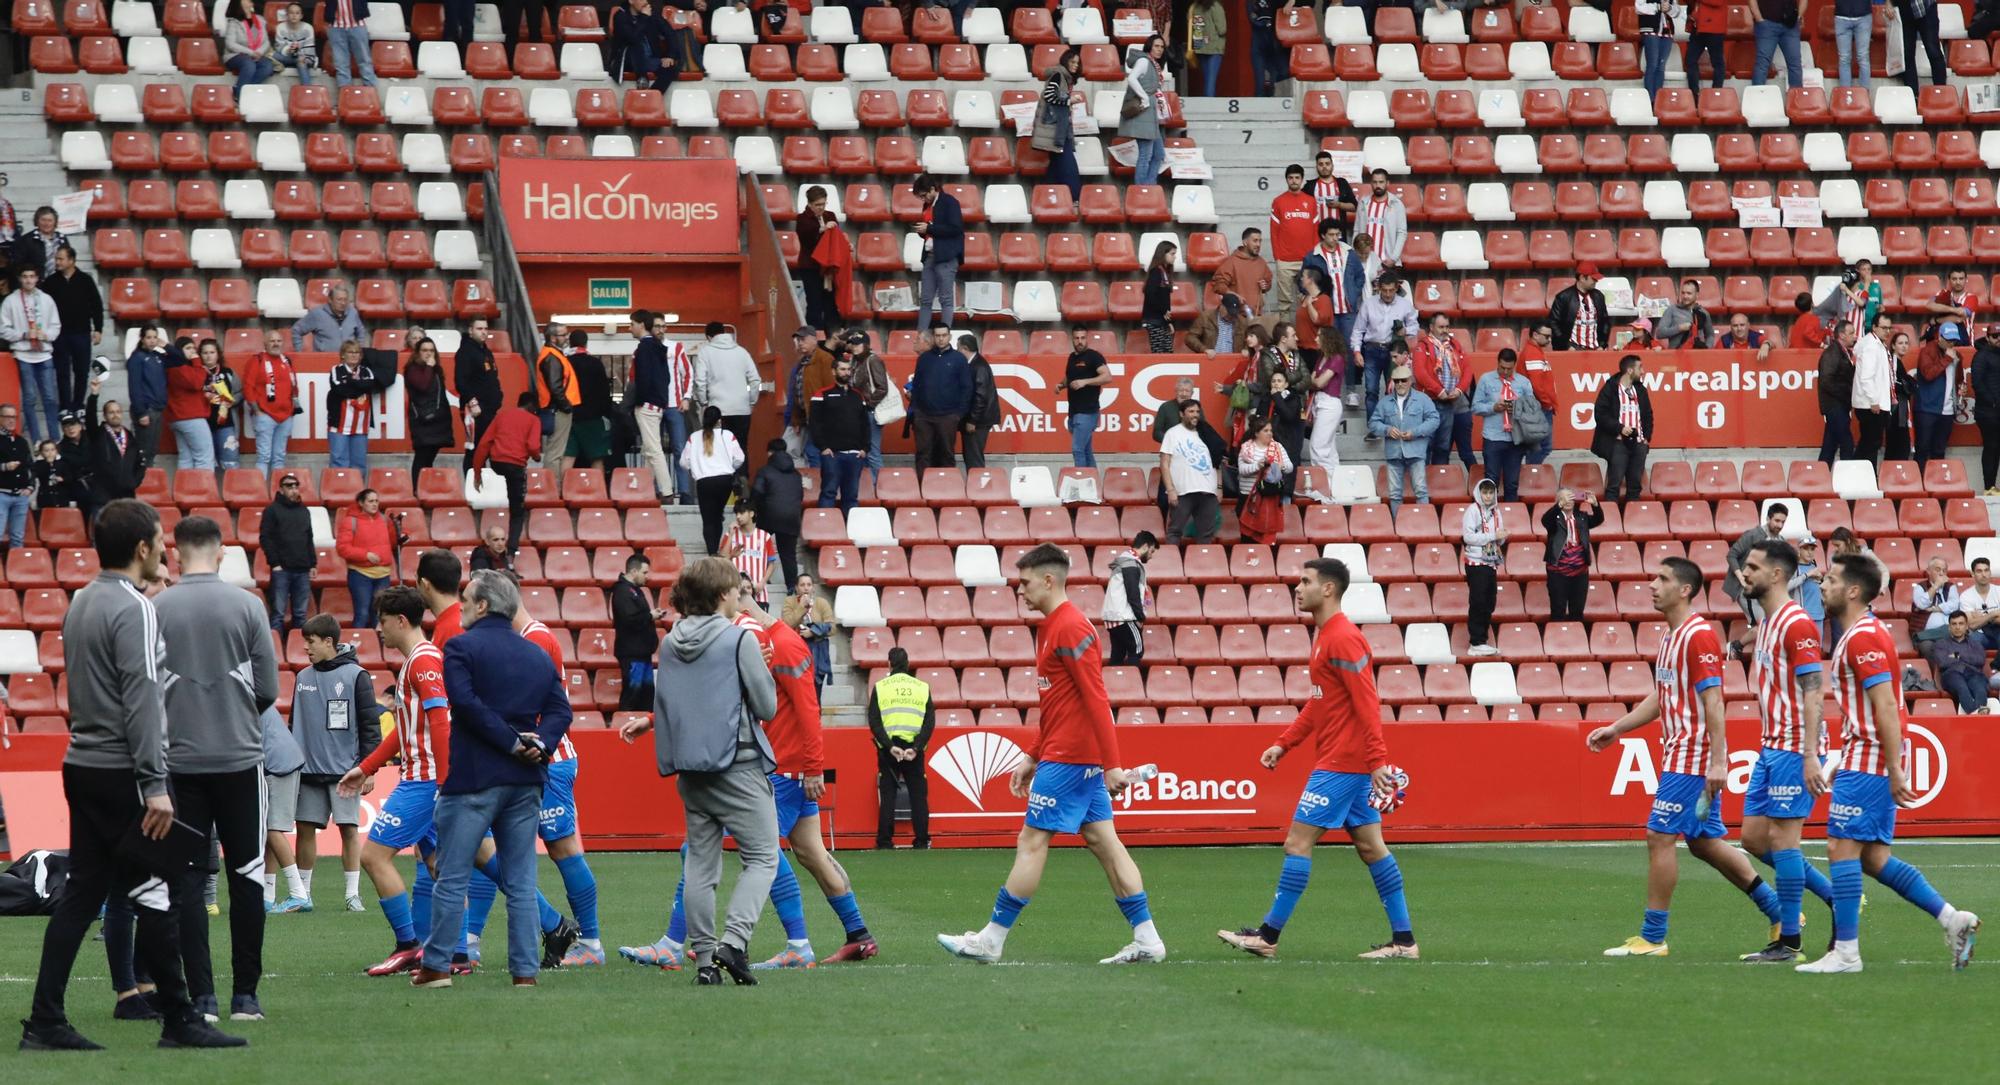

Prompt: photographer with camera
[{"left": 334, "top": 488, "right": 398, "bottom": 627}]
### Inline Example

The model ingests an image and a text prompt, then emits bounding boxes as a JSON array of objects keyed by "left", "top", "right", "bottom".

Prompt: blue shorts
[
  {"left": 1826, "top": 770, "right": 1896, "bottom": 844},
  {"left": 1293, "top": 770, "right": 1383, "bottom": 831},
  {"left": 770, "top": 774, "right": 821, "bottom": 837},
  {"left": 539, "top": 759, "right": 580, "bottom": 843},
  {"left": 1743, "top": 747, "right": 1822, "bottom": 821},
  {"left": 1024, "top": 761, "right": 1113, "bottom": 835},
  {"left": 1646, "top": 771, "right": 1728, "bottom": 840},
  {"left": 367, "top": 779, "right": 438, "bottom": 851}
]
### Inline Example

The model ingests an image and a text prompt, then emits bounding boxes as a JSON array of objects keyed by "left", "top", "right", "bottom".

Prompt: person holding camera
[
  {"left": 335, "top": 487, "right": 399, "bottom": 628},
  {"left": 1541, "top": 488, "right": 1605, "bottom": 622}
]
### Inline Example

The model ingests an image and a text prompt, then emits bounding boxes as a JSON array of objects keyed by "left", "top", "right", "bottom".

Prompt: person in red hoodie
[
  {"left": 467, "top": 392, "right": 542, "bottom": 556},
  {"left": 335, "top": 487, "right": 398, "bottom": 627},
  {"left": 1686, "top": 0, "right": 1729, "bottom": 89},
  {"left": 242, "top": 329, "right": 298, "bottom": 476},
  {"left": 1411, "top": 314, "right": 1476, "bottom": 468},
  {"left": 1518, "top": 320, "right": 1558, "bottom": 465}
]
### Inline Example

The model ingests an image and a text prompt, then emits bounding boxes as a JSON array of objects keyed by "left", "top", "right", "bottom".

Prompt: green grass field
[{"left": 3, "top": 842, "right": 1997, "bottom": 1083}]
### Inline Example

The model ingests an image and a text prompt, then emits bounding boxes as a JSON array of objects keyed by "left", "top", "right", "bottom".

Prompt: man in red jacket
[
  {"left": 1686, "top": 0, "right": 1728, "bottom": 88},
  {"left": 1267, "top": 164, "right": 1318, "bottom": 326},
  {"left": 1412, "top": 314, "right": 1476, "bottom": 468},
  {"left": 468, "top": 392, "right": 541, "bottom": 556},
  {"left": 243, "top": 330, "right": 299, "bottom": 476}
]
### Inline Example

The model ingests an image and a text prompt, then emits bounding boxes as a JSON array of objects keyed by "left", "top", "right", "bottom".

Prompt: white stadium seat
[
  {"left": 363, "top": 5, "right": 408, "bottom": 40},
  {"left": 219, "top": 546, "right": 255, "bottom": 590},
  {"left": 810, "top": 86, "right": 858, "bottom": 130},
  {"left": 472, "top": 3, "right": 505, "bottom": 41},
  {"left": 1643, "top": 180, "right": 1690, "bottom": 220},
  {"left": 1330, "top": 465, "right": 1378, "bottom": 504},
  {"left": 1422, "top": 9, "right": 1468, "bottom": 43},
  {"left": 1059, "top": 7, "right": 1107, "bottom": 43},
  {"left": 1660, "top": 226, "right": 1707, "bottom": 268},
  {"left": 417, "top": 41, "right": 466, "bottom": 78},
  {"left": 255, "top": 131, "right": 304, "bottom": 171},
  {"left": 955, "top": 545, "right": 1005, "bottom": 587},
  {"left": 984, "top": 184, "right": 1030, "bottom": 225},
  {"left": 434, "top": 230, "right": 481, "bottom": 270},
  {"left": 1610, "top": 88, "right": 1656, "bottom": 126},
  {"left": 1073, "top": 137, "right": 1109, "bottom": 177},
  {"left": 1471, "top": 662, "right": 1522, "bottom": 706},
  {"left": 1377, "top": 43, "right": 1421, "bottom": 80},
  {"left": 844, "top": 43, "right": 889, "bottom": 81},
  {"left": 1467, "top": 182, "right": 1514, "bottom": 221},
  {"left": 238, "top": 84, "right": 286, "bottom": 123},
  {"left": 1440, "top": 230, "right": 1487, "bottom": 271},
  {"left": 60, "top": 131, "right": 111, "bottom": 170},
  {"left": 110, "top": 0, "right": 156, "bottom": 34},
  {"left": 1347, "top": 89, "right": 1392, "bottom": 129},
  {"left": 1819, "top": 178, "right": 1866, "bottom": 219},
  {"left": 986, "top": 43, "right": 1031, "bottom": 81},
  {"left": 1321, "top": 543, "right": 1371, "bottom": 583},
  {"left": 127, "top": 35, "right": 176, "bottom": 73},
  {"left": 1494, "top": 134, "right": 1541, "bottom": 174},
  {"left": 1325, "top": 7, "right": 1370, "bottom": 44},
  {"left": 1508, "top": 41, "right": 1554, "bottom": 80},
  {"left": 1836, "top": 226, "right": 1884, "bottom": 265},
  {"left": 189, "top": 228, "right": 240, "bottom": 269},
  {"left": 307, "top": 507, "right": 336, "bottom": 548},
  {"left": 92, "top": 83, "right": 141, "bottom": 122},
  {"left": 1170, "top": 185, "right": 1217, "bottom": 225},
  {"left": 528, "top": 87, "right": 576, "bottom": 126},
  {"left": 223, "top": 178, "right": 273, "bottom": 219},
  {"left": 1011, "top": 280, "right": 1060, "bottom": 321},
  {"left": 1477, "top": 89, "right": 1524, "bottom": 128},
  {"left": 834, "top": 586, "right": 886, "bottom": 628},
  {"left": 417, "top": 181, "right": 468, "bottom": 221},
  {"left": 1832, "top": 460, "right": 1883, "bottom": 501},
  {"left": 921, "top": 135, "right": 968, "bottom": 175},
  {"left": 256, "top": 278, "right": 305, "bottom": 319},
  {"left": 1568, "top": 6, "right": 1614, "bottom": 41},
  {"left": 963, "top": 7, "right": 1007, "bottom": 43},
  {"left": 1802, "top": 131, "right": 1850, "bottom": 171},
  {"left": 809, "top": 5, "right": 856, "bottom": 42},
  {"left": 401, "top": 133, "right": 448, "bottom": 173},
  {"left": 1405, "top": 622, "right": 1455, "bottom": 665},
  {"left": 384, "top": 84, "right": 432, "bottom": 125},
  {"left": 0, "top": 629, "right": 41, "bottom": 674},
  {"left": 1872, "top": 85, "right": 1919, "bottom": 125},
  {"left": 1009, "top": 466, "right": 1061, "bottom": 508},
  {"left": 1342, "top": 583, "right": 1391, "bottom": 624},
  {"left": 1137, "top": 231, "right": 1186, "bottom": 271},
  {"left": 1741, "top": 84, "right": 1787, "bottom": 126},
  {"left": 1964, "top": 537, "right": 2000, "bottom": 571},
  {"left": 710, "top": 5, "right": 756, "bottom": 43},
  {"left": 464, "top": 468, "right": 508, "bottom": 509},
  {"left": 700, "top": 43, "right": 747, "bottom": 80},
  {"left": 669, "top": 87, "right": 717, "bottom": 127},
  {"left": 591, "top": 134, "right": 634, "bottom": 157},
  {"left": 952, "top": 90, "right": 999, "bottom": 129},
  {"left": 846, "top": 507, "right": 898, "bottom": 547},
  {"left": 1669, "top": 133, "right": 1717, "bottom": 172},
  {"left": 733, "top": 135, "right": 779, "bottom": 174},
  {"left": 1361, "top": 136, "right": 1408, "bottom": 175}
]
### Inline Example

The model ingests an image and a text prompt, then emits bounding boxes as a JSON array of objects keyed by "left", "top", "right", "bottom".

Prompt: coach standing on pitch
[
  {"left": 22, "top": 499, "right": 243, "bottom": 1051},
  {"left": 412, "top": 570, "right": 572, "bottom": 989},
  {"left": 157, "top": 514, "right": 281, "bottom": 1022},
  {"left": 620, "top": 556, "right": 778, "bottom": 986}
]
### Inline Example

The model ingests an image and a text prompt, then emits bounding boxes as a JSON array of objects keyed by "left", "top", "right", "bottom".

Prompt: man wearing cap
[
  {"left": 1352, "top": 274, "right": 1421, "bottom": 422},
  {"left": 1913, "top": 323, "right": 1966, "bottom": 470},
  {"left": 50, "top": 410, "right": 92, "bottom": 511},
  {"left": 1185, "top": 293, "right": 1247, "bottom": 356},
  {"left": 259, "top": 472, "right": 317, "bottom": 637},
  {"left": 843, "top": 331, "right": 891, "bottom": 484},
  {"left": 783, "top": 327, "right": 835, "bottom": 469},
  {"left": 1549, "top": 264, "right": 1612, "bottom": 352},
  {"left": 1369, "top": 366, "right": 1439, "bottom": 513}
]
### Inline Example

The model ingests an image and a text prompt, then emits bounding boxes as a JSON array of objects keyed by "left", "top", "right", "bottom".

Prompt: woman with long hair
[
  {"left": 403, "top": 336, "right": 455, "bottom": 473},
  {"left": 1235, "top": 416, "right": 1293, "bottom": 545},
  {"left": 1886, "top": 329, "right": 1916, "bottom": 462},
  {"left": 1307, "top": 324, "right": 1349, "bottom": 468},
  {"left": 1116, "top": 36, "right": 1169, "bottom": 187},
  {"left": 221, "top": 0, "right": 276, "bottom": 99},
  {"left": 680, "top": 405, "right": 745, "bottom": 554},
  {"left": 1143, "top": 240, "right": 1177, "bottom": 354},
  {"left": 164, "top": 335, "right": 214, "bottom": 471},
  {"left": 1217, "top": 325, "right": 1267, "bottom": 447},
  {"left": 1036, "top": 48, "right": 1085, "bottom": 205},
  {"left": 198, "top": 338, "right": 243, "bottom": 474}
]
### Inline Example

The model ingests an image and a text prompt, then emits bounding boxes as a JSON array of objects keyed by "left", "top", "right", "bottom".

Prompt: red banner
[
  {"left": 497, "top": 157, "right": 740, "bottom": 257},
  {"left": 9, "top": 719, "right": 1998, "bottom": 854}
]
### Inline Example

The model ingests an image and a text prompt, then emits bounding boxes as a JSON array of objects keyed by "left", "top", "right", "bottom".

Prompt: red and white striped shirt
[
  {"left": 1616, "top": 382, "right": 1642, "bottom": 431},
  {"left": 1655, "top": 614, "right": 1725, "bottom": 776},
  {"left": 1363, "top": 196, "right": 1389, "bottom": 254},
  {"left": 1572, "top": 292, "right": 1601, "bottom": 350},
  {"left": 1316, "top": 244, "right": 1351, "bottom": 315},
  {"left": 330, "top": 363, "right": 374, "bottom": 436},
  {"left": 1753, "top": 601, "right": 1825, "bottom": 756},
  {"left": 1310, "top": 177, "right": 1348, "bottom": 227},
  {"left": 1833, "top": 613, "right": 1901, "bottom": 776},
  {"left": 522, "top": 619, "right": 578, "bottom": 763},
  {"left": 664, "top": 340, "right": 696, "bottom": 409},
  {"left": 330, "top": 0, "right": 358, "bottom": 28},
  {"left": 358, "top": 641, "right": 451, "bottom": 783},
  {"left": 724, "top": 526, "right": 777, "bottom": 602}
]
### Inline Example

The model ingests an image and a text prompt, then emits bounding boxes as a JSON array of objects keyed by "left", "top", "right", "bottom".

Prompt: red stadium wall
[{"left": 4, "top": 718, "right": 1995, "bottom": 856}]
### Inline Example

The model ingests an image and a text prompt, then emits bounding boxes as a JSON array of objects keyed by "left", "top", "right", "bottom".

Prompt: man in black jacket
[
  {"left": 259, "top": 473, "right": 317, "bottom": 636},
  {"left": 81, "top": 378, "right": 144, "bottom": 525},
  {"left": 1547, "top": 263, "right": 1612, "bottom": 352},
  {"left": 810, "top": 356, "right": 871, "bottom": 512},
  {"left": 611, "top": 554, "right": 661, "bottom": 712},
  {"left": 1973, "top": 323, "right": 2000, "bottom": 493},
  {"left": 43, "top": 245, "right": 102, "bottom": 415},
  {"left": 959, "top": 333, "right": 1000, "bottom": 469},
  {"left": 0, "top": 404, "right": 31, "bottom": 555},
  {"left": 748, "top": 438, "right": 803, "bottom": 592},
  {"left": 565, "top": 329, "right": 614, "bottom": 476},
  {"left": 454, "top": 317, "right": 504, "bottom": 453},
  {"left": 49, "top": 411, "right": 91, "bottom": 510},
  {"left": 1816, "top": 321, "right": 1858, "bottom": 466}
]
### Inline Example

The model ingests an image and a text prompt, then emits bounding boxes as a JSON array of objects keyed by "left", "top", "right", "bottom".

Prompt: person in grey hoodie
[
  {"left": 619, "top": 556, "right": 778, "bottom": 986},
  {"left": 696, "top": 321, "right": 761, "bottom": 464},
  {"left": 290, "top": 613, "right": 381, "bottom": 912},
  {"left": 156, "top": 515, "right": 280, "bottom": 1022},
  {"left": 25, "top": 499, "right": 244, "bottom": 1051},
  {"left": 262, "top": 704, "right": 311, "bottom": 911}
]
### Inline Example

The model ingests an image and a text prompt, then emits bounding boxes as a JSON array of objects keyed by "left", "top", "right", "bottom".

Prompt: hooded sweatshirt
[
  {"left": 697, "top": 333, "right": 762, "bottom": 417},
  {"left": 262, "top": 705, "right": 305, "bottom": 776},
  {"left": 292, "top": 642, "right": 381, "bottom": 781},
  {"left": 1101, "top": 549, "right": 1149, "bottom": 625},
  {"left": 652, "top": 613, "right": 777, "bottom": 776},
  {"left": 749, "top": 449, "right": 804, "bottom": 536}
]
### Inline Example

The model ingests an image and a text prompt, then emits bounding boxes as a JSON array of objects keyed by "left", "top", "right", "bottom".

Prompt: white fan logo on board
[{"left": 929, "top": 732, "right": 1028, "bottom": 810}]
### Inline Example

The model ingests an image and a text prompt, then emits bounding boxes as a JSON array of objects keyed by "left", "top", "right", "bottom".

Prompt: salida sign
[{"left": 498, "top": 157, "right": 739, "bottom": 257}]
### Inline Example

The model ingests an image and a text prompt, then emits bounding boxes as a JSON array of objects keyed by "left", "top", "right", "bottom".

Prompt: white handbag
[{"left": 873, "top": 384, "right": 906, "bottom": 427}]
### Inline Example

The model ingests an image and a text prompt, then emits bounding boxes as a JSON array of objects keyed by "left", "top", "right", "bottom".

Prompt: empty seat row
[
  {"left": 91, "top": 226, "right": 480, "bottom": 272},
  {"left": 83, "top": 178, "right": 470, "bottom": 225},
  {"left": 59, "top": 128, "right": 482, "bottom": 176}
]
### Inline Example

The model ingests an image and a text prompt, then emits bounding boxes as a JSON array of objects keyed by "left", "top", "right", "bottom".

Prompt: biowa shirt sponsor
[{"left": 498, "top": 157, "right": 740, "bottom": 256}]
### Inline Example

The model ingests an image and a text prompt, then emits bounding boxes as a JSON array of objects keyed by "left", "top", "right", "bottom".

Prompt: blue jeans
[
  {"left": 1249, "top": 25, "right": 1286, "bottom": 94},
  {"left": 1429, "top": 409, "right": 1476, "bottom": 468},
  {"left": 423, "top": 783, "right": 542, "bottom": 977},
  {"left": 1199, "top": 53, "right": 1223, "bottom": 97},
  {"left": 1818, "top": 409, "right": 1855, "bottom": 464},
  {"left": 1685, "top": 32, "right": 1726, "bottom": 89},
  {"left": 276, "top": 50, "right": 314, "bottom": 83},
  {"left": 226, "top": 54, "right": 275, "bottom": 97},
  {"left": 1941, "top": 668, "right": 1986, "bottom": 713},
  {"left": 253, "top": 411, "right": 292, "bottom": 474},
  {"left": 16, "top": 359, "right": 57, "bottom": 444},
  {"left": 917, "top": 258, "right": 958, "bottom": 332},
  {"left": 1835, "top": 15, "right": 1871, "bottom": 88},
  {"left": 1483, "top": 438, "right": 1523, "bottom": 501},
  {"left": 212, "top": 424, "right": 241, "bottom": 469},
  {"left": 172, "top": 418, "right": 214, "bottom": 470},
  {"left": 1642, "top": 34, "right": 1674, "bottom": 99},
  {"left": 325, "top": 25, "right": 376, "bottom": 87},
  {"left": 348, "top": 570, "right": 389, "bottom": 627},
  {"left": 1361, "top": 343, "right": 1391, "bottom": 419},
  {"left": 1900, "top": 2, "right": 1945, "bottom": 90},
  {"left": 662, "top": 407, "right": 692, "bottom": 499},
  {"left": 818, "top": 451, "right": 863, "bottom": 511},
  {"left": 1383, "top": 457, "right": 1425, "bottom": 508},
  {"left": 1528, "top": 431, "right": 1553, "bottom": 466},
  {"left": 866, "top": 418, "right": 882, "bottom": 481},
  {"left": 327, "top": 432, "right": 368, "bottom": 470},
  {"left": 1133, "top": 138, "right": 1165, "bottom": 187},
  {"left": 800, "top": 440, "right": 821, "bottom": 469},
  {"left": 1069, "top": 411, "right": 1099, "bottom": 468},
  {"left": 1046, "top": 145, "right": 1081, "bottom": 202},
  {"left": 1752, "top": 20, "right": 1803, "bottom": 87},
  {"left": 0, "top": 491, "right": 30, "bottom": 548},
  {"left": 269, "top": 567, "right": 311, "bottom": 633}
]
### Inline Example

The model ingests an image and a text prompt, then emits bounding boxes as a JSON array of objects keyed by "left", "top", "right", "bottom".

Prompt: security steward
[{"left": 868, "top": 648, "right": 934, "bottom": 849}]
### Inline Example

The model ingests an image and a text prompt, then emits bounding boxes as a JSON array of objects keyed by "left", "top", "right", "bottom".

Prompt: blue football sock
[
  {"left": 1832, "top": 859, "right": 1863, "bottom": 942},
  {"left": 1771, "top": 848, "right": 1806, "bottom": 938},
  {"left": 1368, "top": 854, "right": 1413, "bottom": 938},
  {"left": 1875, "top": 857, "right": 1946, "bottom": 918},
  {"left": 554, "top": 854, "right": 600, "bottom": 940},
  {"left": 1261, "top": 853, "right": 1313, "bottom": 935},
  {"left": 535, "top": 890, "right": 563, "bottom": 934},
  {"left": 1745, "top": 875, "right": 1783, "bottom": 924},
  {"left": 991, "top": 888, "right": 1030, "bottom": 929},
  {"left": 1115, "top": 892, "right": 1152, "bottom": 928},
  {"left": 379, "top": 891, "right": 416, "bottom": 945},
  {"left": 667, "top": 864, "right": 687, "bottom": 944},
  {"left": 465, "top": 867, "right": 498, "bottom": 938},
  {"left": 826, "top": 891, "right": 867, "bottom": 938},
  {"left": 1642, "top": 908, "right": 1670, "bottom": 944},
  {"left": 770, "top": 855, "right": 809, "bottom": 942},
  {"left": 410, "top": 864, "right": 434, "bottom": 944},
  {"left": 1800, "top": 859, "right": 1835, "bottom": 906}
]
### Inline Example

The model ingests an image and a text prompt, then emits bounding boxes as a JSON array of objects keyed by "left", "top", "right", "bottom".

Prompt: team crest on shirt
[
  {"left": 1036, "top": 676, "right": 1051, "bottom": 692},
  {"left": 334, "top": 681, "right": 346, "bottom": 697}
]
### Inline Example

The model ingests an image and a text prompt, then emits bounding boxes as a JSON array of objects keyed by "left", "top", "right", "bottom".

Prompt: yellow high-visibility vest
[{"left": 873, "top": 673, "right": 930, "bottom": 742}]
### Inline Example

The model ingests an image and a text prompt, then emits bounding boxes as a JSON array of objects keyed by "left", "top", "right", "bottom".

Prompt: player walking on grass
[
  {"left": 1735, "top": 540, "right": 1840, "bottom": 963},
  {"left": 617, "top": 588, "right": 878, "bottom": 970},
  {"left": 937, "top": 544, "right": 1165, "bottom": 966},
  {"left": 1797, "top": 554, "right": 1980, "bottom": 974},
  {"left": 1589, "top": 559, "right": 1786, "bottom": 957},
  {"left": 339, "top": 586, "right": 450, "bottom": 977},
  {"left": 1219, "top": 558, "right": 1417, "bottom": 961}
]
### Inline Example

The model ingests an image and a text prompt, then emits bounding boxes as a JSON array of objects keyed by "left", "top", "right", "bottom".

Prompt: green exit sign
[{"left": 588, "top": 278, "right": 632, "bottom": 310}]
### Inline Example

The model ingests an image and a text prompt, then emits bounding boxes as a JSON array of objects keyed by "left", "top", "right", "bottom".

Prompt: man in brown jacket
[
  {"left": 1204, "top": 229, "right": 1272, "bottom": 316},
  {"left": 1185, "top": 293, "right": 1248, "bottom": 356}
]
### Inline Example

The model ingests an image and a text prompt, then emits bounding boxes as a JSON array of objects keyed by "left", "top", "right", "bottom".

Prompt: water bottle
[{"left": 1125, "top": 763, "right": 1159, "bottom": 784}]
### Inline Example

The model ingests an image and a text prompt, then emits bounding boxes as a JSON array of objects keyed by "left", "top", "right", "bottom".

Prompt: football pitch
[{"left": 4, "top": 841, "right": 1997, "bottom": 1083}]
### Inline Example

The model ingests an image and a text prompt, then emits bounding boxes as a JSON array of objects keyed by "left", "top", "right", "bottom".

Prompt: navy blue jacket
[
  {"left": 439, "top": 614, "right": 573, "bottom": 795},
  {"left": 924, "top": 192, "right": 965, "bottom": 266},
  {"left": 125, "top": 346, "right": 168, "bottom": 417},
  {"left": 628, "top": 334, "right": 672, "bottom": 410},
  {"left": 911, "top": 347, "right": 973, "bottom": 416}
]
